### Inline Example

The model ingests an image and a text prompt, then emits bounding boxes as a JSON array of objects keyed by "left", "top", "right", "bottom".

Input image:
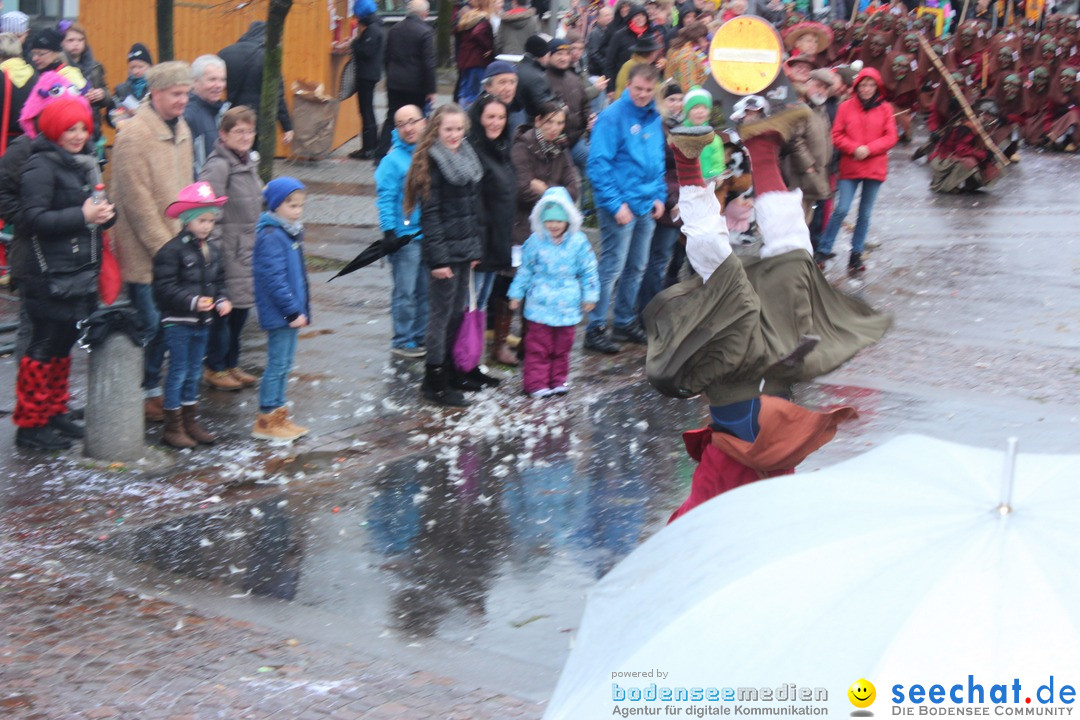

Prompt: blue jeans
[
  {"left": 570, "top": 137, "right": 590, "bottom": 179},
  {"left": 588, "top": 208, "right": 656, "bottom": 331},
  {"left": 817, "top": 178, "right": 883, "bottom": 256},
  {"left": 204, "top": 307, "right": 250, "bottom": 371},
  {"left": 388, "top": 239, "right": 429, "bottom": 349},
  {"left": 128, "top": 283, "right": 166, "bottom": 397},
  {"left": 162, "top": 324, "right": 210, "bottom": 410},
  {"left": 474, "top": 270, "right": 497, "bottom": 310},
  {"left": 636, "top": 223, "right": 681, "bottom": 315},
  {"left": 457, "top": 67, "right": 485, "bottom": 107},
  {"left": 260, "top": 327, "right": 298, "bottom": 413}
]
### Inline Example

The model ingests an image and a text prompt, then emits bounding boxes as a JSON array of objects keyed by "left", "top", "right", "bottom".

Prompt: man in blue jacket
[
  {"left": 374, "top": 105, "right": 428, "bottom": 358},
  {"left": 585, "top": 63, "right": 666, "bottom": 354}
]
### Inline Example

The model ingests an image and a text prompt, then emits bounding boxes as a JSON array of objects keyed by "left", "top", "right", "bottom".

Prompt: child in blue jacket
[
  {"left": 508, "top": 187, "right": 600, "bottom": 398},
  {"left": 252, "top": 177, "right": 311, "bottom": 442}
]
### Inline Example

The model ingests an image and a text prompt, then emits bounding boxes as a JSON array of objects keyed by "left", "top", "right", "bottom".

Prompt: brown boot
[
  {"left": 180, "top": 404, "right": 216, "bottom": 445},
  {"left": 227, "top": 367, "right": 258, "bottom": 387},
  {"left": 252, "top": 409, "right": 298, "bottom": 441},
  {"left": 273, "top": 407, "right": 309, "bottom": 438},
  {"left": 490, "top": 298, "right": 520, "bottom": 366},
  {"left": 162, "top": 409, "right": 196, "bottom": 448},
  {"left": 144, "top": 396, "right": 165, "bottom": 423},
  {"left": 203, "top": 368, "right": 243, "bottom": 390}
]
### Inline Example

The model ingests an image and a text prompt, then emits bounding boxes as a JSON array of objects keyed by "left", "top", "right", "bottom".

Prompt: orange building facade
[{"left": 79, "top": 0, "right": 360, "bottom": 155}]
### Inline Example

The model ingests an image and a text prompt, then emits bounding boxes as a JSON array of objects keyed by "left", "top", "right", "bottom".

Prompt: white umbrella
[{"left": 544, "top": 435, "right": 1080, "bottom": 718}]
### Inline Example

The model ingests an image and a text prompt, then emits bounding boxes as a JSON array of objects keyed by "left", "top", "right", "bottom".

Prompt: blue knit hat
[
  {"left": 539, "top": 202, "right": 569, "bottom": 223},
  {"left": 353, "top": 0, "right": 377, "bottom": 18},
  {"left": 483, "top": 60, "right": 517, "bottom": 81},
  {"left": 263, "top": 177, "right": 306, "bottom": 211}
]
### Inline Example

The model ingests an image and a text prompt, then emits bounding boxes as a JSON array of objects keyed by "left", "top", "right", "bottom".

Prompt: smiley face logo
[{"left": 848, "top": 679, "right": 876, "bottom": 708}]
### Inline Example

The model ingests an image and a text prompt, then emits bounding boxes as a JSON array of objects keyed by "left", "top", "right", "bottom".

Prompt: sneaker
[
  {"left": 390, "top": 345, "right": 427, "bottom": 358},
  {"left": 528, "top": 388, "right": 554, "bottom": 398},
  {"left": 812, "top": 250, "right": 833, "bottom": 270},
  {"left": 550, "top": 385, "right": 569, "bottom": 396},
  {"left": 584, "top": 326, "right": 620, "bottom": 354},
  {"left": 612, "top": 322, "right": 648, "bottom": 345},
  {"left": 204, "top": 368, "right": 243, "bottom": 390},
  {"left": 848, "top": 251, "right": 866, "bottom": 277}
]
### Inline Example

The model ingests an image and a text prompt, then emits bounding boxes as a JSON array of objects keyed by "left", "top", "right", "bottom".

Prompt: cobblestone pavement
[{"left": 0, "top": 539, "right": 543, "bottom": 719}]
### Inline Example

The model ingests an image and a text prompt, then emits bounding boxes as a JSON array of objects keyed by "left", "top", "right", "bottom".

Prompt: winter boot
[
  {"left": 464, "top": 366, "right": 501, "bottom": 388},
  {"left": 144, "top": 396, "right": 165, "bottom": 423},
  {"left": 272, "top": 407, "right": 309, "bottom": 438},
  {"left": 162, "top": 409, "right": 197, "bottom": 449},
  {"left": 421, "top": 364, "right": 470, "bottom": 408},
  {"left": 584, "top": 325, "right": 620, "bottom": 354},
  {"left": 449, "top": 366, "right": 486, "bottom": 392},
  {"left": 11, "top": 357, "right": 70, "bottom": 452},
  {"left": 228, "top": 367, "right": 259, "bottom": 387},
  {"left": 180, "top": 404, "right": 216, "bottom": 445},
  {"left": 204, "top": 368, "right": 243, "bottom": 390},
  {"left": 490, "top": 299, "right": 520, "bottom": 366},
  {"left": 252, "top": 410, "right": 298, "bottom": 441}
]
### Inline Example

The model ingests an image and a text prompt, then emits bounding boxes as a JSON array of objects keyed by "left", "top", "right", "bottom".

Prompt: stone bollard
[{"left": 84, "top": 331, "right": 145, "bottom": 461}]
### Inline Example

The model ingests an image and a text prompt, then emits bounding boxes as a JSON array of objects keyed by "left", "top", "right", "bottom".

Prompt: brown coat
[
  {"left": 510, "top": 126, "right": 581, "bottom": 245},
  {"left": 111, "top": 103, "right": 195, "bottom": 284},
  {"left": 198, "top": 141, "right": 262, "bottom": 309},
  {"left": 782, "top": 102, "right": 832, "bottom": 201}
]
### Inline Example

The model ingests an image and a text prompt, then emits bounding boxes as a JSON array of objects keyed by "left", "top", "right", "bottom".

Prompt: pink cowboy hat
[{"left": 165, "top": 181, "right": 228, "bottom": 218}]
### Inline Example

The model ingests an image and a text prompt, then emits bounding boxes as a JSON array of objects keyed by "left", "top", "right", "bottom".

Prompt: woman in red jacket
[{"left": 814, "top": 67, "right": 898, "bottom": 277}]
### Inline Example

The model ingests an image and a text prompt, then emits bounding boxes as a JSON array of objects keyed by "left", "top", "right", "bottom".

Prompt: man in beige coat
[{"left": 111, "top": 61, "right": 195, "bottom": 422}]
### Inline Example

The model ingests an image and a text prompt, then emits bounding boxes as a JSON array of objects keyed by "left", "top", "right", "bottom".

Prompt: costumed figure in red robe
[{"left": 929, "top": 97, "right": 1004, "bottom": 192}]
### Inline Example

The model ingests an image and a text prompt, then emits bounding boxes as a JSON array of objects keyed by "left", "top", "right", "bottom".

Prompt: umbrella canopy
[
  {"left": 327, "top": 234, "right": 411, "bottom": 282},
  {"left": 544, "top": 435, "right": 1080, "bottom": 718}
]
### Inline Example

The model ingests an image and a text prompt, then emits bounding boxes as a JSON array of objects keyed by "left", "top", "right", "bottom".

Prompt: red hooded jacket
[{"left": 831, "top": 68, "right": 899, "bottom": 182}]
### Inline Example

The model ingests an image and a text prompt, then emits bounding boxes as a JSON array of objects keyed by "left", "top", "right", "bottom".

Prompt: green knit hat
[
  {"left": 540, "top": 202, "right": 569, "bottom": 223},
  {"left": 682, "top": 86, "right": 714, "bottom": 126}
]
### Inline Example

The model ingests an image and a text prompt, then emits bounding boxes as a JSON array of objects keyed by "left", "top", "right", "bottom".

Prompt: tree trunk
[
  {"left": 259, "top": 0, "right": 293, "bottom": 182},
  {"left": 156, "top": 0, "right": 174, "bottom": 62},
  {"left": 436, "top": 0, "right": 452, "bottom": 67}
]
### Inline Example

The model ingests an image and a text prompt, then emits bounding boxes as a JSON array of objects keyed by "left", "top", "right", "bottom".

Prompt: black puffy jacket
[
  {"left": 469, "top": 128, "right": 516, "bottom": 272},
  {"left": 152, "top": 231, "right": 228, "bottom": 326},
  {"left": 513, "top": 54, "right": 556, "bottom": 120},
  {"left": 19, "top": 135, "right": 109, "bottom": 292},
  {"left": 420, "top": 154, "right": 484, "bottom": 269}
]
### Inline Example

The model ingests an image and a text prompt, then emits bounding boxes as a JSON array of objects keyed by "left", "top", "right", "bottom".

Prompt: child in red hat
[{"left": 152, "top": 181, "right": 232, "bottom": 449}]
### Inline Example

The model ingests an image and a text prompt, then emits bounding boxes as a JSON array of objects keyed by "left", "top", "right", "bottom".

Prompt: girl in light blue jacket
[{"left": 508, "top": 186, "right": 600, "bottom": 398}]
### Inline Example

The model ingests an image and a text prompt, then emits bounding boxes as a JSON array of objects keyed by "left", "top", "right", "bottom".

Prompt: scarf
[
  {"left": 534, "top": 127, "right": 566, "bottom": 157},
  {"left": 72, "top": 151, "right": 102, "bottom": 187},
  {"left": 270, "top": 213, "right": 304, "bottom": 237},
  {"left": 128, "top": 75, "right": 148, "bottom": 100},
  {"left": 429, "top": 140, "right": 483, "bottom": 186},
  {"left": 859, "top": 91, "right": 884, "bottom": 111}
]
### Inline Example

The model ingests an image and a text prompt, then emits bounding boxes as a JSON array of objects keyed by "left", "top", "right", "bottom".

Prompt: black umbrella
[{"left": 327, "top": 233, "right": 412, "bottom": 282}]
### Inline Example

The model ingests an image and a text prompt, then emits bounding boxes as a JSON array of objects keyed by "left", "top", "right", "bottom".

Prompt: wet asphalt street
[{"left": 0, "top": 140, "right": 1077, "bottom": 717}]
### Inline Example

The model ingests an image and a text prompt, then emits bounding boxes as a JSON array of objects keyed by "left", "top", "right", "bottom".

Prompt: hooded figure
[{"left": 217, "top": 22, "right": 292, "bottom": 136}]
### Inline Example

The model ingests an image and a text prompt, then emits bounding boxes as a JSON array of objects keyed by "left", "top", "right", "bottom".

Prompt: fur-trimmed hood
[{"left": 529, "top": 186, "right": 583, "bottom": 239}]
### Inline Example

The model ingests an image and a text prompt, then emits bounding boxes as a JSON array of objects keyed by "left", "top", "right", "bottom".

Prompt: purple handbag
[{"left": 453, "top": 268, "right": 486, "bottom": 373}]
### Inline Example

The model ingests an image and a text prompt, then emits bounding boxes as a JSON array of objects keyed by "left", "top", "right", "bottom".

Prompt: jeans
[
  {"left": 128, "top": 282, "right": 166, "bottom": 397},
  {"left": 817, "top": 178, "right": 883, "bottom": 256},
  {"left": 569, "top": 137, "right": 590, "bottom": 178},
  {"left": 162, "top": 324, "right": 210, "bottom": 410},
  {"left": 636, "top": 223, "right": 681, "bottom": 315},
  {"left": 474, "top": 270, "right": 497, "bottom": 310},
  {"left": 204, "top": 307, "right": 251, "bottom": 371},
  {"left": 457, "top": 67, "right": 484, "bottom": 108},
  {"left": 260, "top": 327, "right": 298, "bottom": 413},
  {"left": 388, "top": 239, "right": 428, "bottom": 349},
  {"left": 587, "top": 208, "right": 656, "bottom": 331}
]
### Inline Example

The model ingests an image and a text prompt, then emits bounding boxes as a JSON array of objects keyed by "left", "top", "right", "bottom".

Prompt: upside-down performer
[{"left": 644, "top": 96, "right": 892, "bottom": 523}]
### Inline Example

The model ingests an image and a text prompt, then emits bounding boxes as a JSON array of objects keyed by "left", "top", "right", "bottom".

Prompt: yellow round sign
[{"left": 709, "top": 16, "right": 784, "bottom": 96}]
